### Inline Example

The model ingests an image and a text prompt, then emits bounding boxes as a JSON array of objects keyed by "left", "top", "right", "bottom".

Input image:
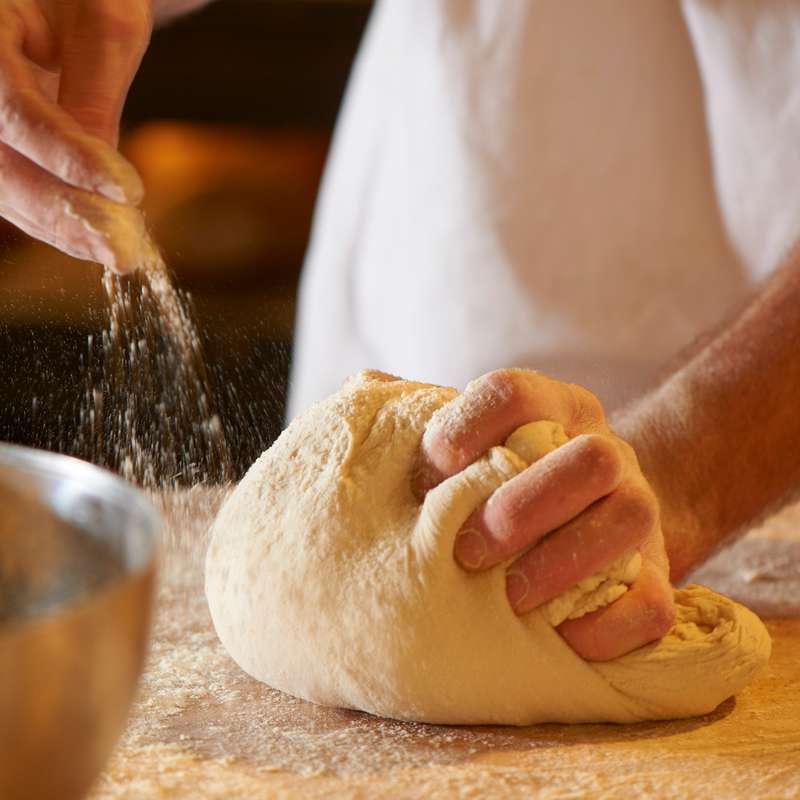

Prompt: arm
[
  {"left": 418, "top": 249, "right": 800, "bottom": 662},
  {"left": 614, "top": 248, "right": 800, "bottom": 581}
]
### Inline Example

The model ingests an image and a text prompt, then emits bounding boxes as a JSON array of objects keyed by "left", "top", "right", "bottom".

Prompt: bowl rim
[
  {"left": 0, "top": 442, "right": 161, "bottom": 556},
  {"left": 0, "top": 441, "right": 157, "bottom": 512},
  {"left": 0, "top": 442, "right": 161, "bottom": 631}
]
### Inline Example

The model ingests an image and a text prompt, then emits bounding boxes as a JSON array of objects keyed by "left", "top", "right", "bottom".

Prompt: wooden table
[{"left": 91, "top": 493, "right": 800, "bottom": 799}]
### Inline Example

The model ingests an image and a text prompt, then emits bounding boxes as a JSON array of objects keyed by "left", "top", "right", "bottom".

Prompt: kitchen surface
[{"left": 90, "top": 492, "right": 800, "bottom": 799}]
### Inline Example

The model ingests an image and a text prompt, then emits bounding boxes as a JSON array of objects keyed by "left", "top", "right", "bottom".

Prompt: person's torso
[{"left": 289, "top": 0, "right": 800, "bottom": 417}]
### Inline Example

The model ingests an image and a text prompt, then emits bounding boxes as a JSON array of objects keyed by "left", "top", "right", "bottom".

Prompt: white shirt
[{"left": 288, "top": 0, "right": 800, "bottom": 418}]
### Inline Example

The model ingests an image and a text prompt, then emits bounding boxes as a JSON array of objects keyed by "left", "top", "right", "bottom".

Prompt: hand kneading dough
[{"left": 205, "top": 372, "right": 771, "bottom": 725}]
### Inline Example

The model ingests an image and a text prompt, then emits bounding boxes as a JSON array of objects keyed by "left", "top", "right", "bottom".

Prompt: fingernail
[
  {"left": 119, "top": 166, "right": 145, "bottom": 205},
  {"left": 454, "top": 528, "right": 487, "bottom": 569},
  {"left": 506, "top": 571, "right": 529, "bottom": 610},
  {"left": 93, "top": 181, "right": 121, "bottom": 204},
  {"left": 102, "top": 171, "right": 144, "bottom": 205}
]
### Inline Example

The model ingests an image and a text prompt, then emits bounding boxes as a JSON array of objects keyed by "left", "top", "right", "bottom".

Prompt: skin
[
  {"left": 615, "top": 254, "right": 800, "bottom": 581},
  {"left": 0, "top": 0, "right": 207, "bottom": 271},
  {"left": 414, "top": 369, "right": 675, "bottom": 662},
  {"left": 417, "top": 250, "right": 800, "bottom": 661}
]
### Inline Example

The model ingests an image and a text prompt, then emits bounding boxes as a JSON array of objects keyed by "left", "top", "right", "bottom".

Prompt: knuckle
[
  {"left": 575, "top": 434, "right": 623, "bottom": 489},
  {"left": 571, "top": 384, "right": 605, "bottom": 423},
  {"left": 479, "top": 368, "right": 554, "bottom": 419},
  {"left": 645, "top": 590, "right": 676, "bottom": 637},
  {"left": 467, "top": 369, "right": 530, "bottom": 420},
  {"left": 86, "top": 6, "right": 151, "bottom": 44},
  {"left": 481, "top": 368, "right": 525, "bottom": 399},
  {"left": 615, "top": 483, "right": 659, "bottom": 535},
  {"left": 613, "top": 436, "right": 638, "bottom": 464}
]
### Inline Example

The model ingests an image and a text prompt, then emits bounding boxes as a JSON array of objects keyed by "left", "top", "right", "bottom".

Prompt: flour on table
[{"left": 205, "top": 371, "right": 771, "bottom": 725}]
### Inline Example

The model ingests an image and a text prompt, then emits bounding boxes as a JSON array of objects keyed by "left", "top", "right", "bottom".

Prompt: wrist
[{"left": 611, "top": 383, "right": 711, "bottom": 582}]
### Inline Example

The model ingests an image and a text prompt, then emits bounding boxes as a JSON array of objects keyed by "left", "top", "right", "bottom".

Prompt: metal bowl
[{"left": 0, "top": 444, "right": 159, "bottom": 800}]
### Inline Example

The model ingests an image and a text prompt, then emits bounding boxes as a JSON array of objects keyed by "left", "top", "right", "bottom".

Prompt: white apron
[{"left": 288, "top": 0, "right": 800, "bottom": 417}]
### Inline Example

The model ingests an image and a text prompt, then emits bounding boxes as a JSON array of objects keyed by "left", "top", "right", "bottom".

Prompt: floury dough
[{"left": 205, "top": 372, "right": 771, "bottom": 725}]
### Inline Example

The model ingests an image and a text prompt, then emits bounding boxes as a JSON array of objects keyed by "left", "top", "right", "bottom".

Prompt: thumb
[{"left": 56, "top": 4, "right": 152, "bottom": 147}]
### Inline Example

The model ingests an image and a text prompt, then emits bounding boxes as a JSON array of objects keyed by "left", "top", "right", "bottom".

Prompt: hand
[
  {"left": 0, "top": 0, "right": 153, "bottom": 271},
  {"left": 416, "top": 368, "right": 675, "bottom": 661}
]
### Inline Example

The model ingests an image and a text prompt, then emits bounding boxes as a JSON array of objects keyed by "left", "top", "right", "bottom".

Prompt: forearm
[
  {"left": 153, "top": 0, "right": 213, "bottom": 25},
  {"left": 613, "top": 247, "right": 800, "bottom": 581}
]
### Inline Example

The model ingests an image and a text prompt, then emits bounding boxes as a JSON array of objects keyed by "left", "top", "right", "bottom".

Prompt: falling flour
[{"left": 77, "top": 246, "right": 233, "bottom": 490}]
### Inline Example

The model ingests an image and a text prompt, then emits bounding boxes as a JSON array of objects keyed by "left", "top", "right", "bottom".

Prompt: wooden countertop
[{"left": 90, "top": 493, "right": 800, "bottom": 799}]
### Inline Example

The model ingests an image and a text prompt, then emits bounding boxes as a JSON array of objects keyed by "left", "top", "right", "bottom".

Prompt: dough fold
[{"left": 205, "top": 372, "right": 771, "bottom": 725}]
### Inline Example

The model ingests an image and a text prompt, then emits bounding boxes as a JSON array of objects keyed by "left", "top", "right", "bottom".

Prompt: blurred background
[{"left": 0, "top": 0, "right": 372, "bottom": 476}]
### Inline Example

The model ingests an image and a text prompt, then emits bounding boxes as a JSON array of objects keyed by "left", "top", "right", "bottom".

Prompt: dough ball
[{"left": 205, "top": 372, "right": 771, "bottom": 725}]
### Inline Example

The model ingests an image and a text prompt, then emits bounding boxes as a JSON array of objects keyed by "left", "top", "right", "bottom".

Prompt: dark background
[{"left": 0, "top": 0, "right": 371, "bottom": 476}]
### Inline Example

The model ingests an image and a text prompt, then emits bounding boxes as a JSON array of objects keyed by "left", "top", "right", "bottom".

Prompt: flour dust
[{"left": 76, "top": 251, "right": 234, "bottom": 490}]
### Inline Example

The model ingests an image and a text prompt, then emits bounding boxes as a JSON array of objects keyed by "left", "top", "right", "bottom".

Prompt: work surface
[{"left": 91, "top": 491, "right": 800, "bottom": 800}]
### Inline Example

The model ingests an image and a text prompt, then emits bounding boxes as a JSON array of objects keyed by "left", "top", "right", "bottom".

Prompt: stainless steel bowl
[{"left": 0, "top": 444, "right": 159, "bottom": 800}]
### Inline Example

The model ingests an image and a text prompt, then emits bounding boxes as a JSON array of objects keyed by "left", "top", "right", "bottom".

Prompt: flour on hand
[{"left": 205, "top": 371, "right": 771, "bottom": 725}]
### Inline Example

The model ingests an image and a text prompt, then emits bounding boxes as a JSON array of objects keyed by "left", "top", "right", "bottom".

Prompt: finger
[
  {"left": 557, "top": 554, "right": 675, "bottom": 662},
  {"left": 0, "top": 18, "right": 142, "bottom": 203},
  {"left": 416, "top": 369, "right": 605, "bottom": 493},
  {"left": 453, "top": 433, "right": 624, "bottom": 569},
  {"left": 342, "top": 370, "right": 404, "bottom": 391},
  {"left": 57, "top": 3, "right": 152, "bottom": 145},
  {"left": 503, "top": 480, "right": 657, "bottom": 614},
  {"left": 0, "top": 142, "right": 150, "bottom": 273},
  {"left": 15, "top": 3, "right": 58, "bottom": 69}
]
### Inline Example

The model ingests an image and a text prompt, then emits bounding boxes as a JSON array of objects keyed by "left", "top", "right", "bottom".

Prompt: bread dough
[{"left": 205, "top": 372, "right": 771, "bottom": 725}]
